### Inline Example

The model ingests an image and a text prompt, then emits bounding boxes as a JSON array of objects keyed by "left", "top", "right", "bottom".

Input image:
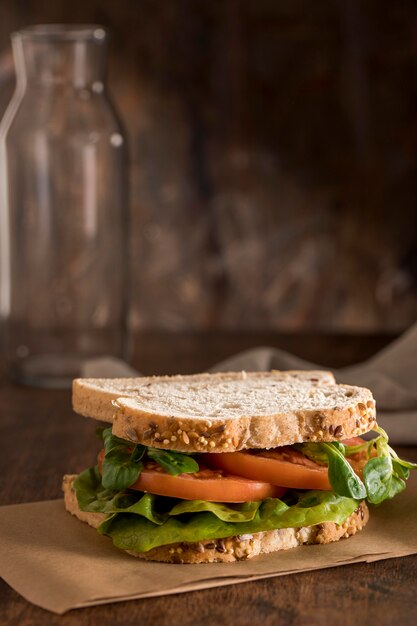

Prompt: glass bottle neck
[{"left": 12, "top": 25, "right": 108, "bottom": 89}]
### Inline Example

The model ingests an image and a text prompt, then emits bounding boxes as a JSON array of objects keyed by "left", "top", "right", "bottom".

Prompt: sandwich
[{"left": 63, "top": 370, "right": 416, "bottom": 563}]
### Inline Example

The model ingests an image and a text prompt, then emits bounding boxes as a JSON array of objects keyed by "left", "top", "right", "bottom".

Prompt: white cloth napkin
[{"left": 83, "top": 324, "right": 417, "bottom": 443}]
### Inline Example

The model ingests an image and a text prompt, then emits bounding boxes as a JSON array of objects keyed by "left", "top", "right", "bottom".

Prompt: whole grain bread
[
  {"left": 73, "top": 371, "right": 376, "bottom": 452},
  {"left": 73, "top": 370, "right": 336, "bottom": 423},
  {"left": 62, "top": 474, "right": 369, "bottom": 564}
]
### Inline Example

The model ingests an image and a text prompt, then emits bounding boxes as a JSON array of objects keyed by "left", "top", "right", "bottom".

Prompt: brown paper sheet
[{"left": 1, "top": 475, "right": 417, "bottom": 614}]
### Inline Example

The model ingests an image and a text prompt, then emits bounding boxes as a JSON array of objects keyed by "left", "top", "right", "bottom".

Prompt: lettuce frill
[{"left": 74, "top": 466, "right": 360, "bottom": 553}]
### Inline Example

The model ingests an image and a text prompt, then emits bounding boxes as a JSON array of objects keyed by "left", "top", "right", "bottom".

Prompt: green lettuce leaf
[
  {"left": 147, "top": 448, "right": 199, "bottom": 476},
  {"left": 168, "top": 499, "right": 263, "bottom": 522},
  {"left": 320, "top": 443, "right": 367, "bottom": 499},
  {"left": 75, "top": 467, "right": 264, "bottom": 523},
  {"left": 297, "top": 429, "right": 417, "bottom": 505},
  {"left": 74, "top": 465, "right": 360, "bottom": 553},
  {"left": 97, "top": 490, "right": 359, "bottom": 553},
  {"left": 101, "top": 428, "right": 145, "bottom": 491},
  {"left": 74, "top": 466, "right": 166, "bottom": 524},
  {"left": 74, "top": 466, "right": 120, "bottom": 513}
]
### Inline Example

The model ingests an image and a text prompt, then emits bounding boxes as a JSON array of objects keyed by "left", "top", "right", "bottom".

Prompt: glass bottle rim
[{"left": 11, "top": 24, "right": 108, "bottom": 43}]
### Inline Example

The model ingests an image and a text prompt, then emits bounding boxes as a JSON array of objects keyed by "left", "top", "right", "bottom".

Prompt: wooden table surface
[{"left": 1, "top": 331, "right": 416, "bottom": 626}]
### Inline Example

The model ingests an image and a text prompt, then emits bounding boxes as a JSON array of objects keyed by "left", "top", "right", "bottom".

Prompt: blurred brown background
[{"left": 1, "top": 0, "right": 416, "bottom": 333}]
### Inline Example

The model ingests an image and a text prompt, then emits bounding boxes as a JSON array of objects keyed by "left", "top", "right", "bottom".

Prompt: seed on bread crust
[
  {"left": 75, "top": 372, "right": 376, "bottom": 453},
  {"left": 334, "top": 425, "right": 343, "bottom": 437},
  {"left": 216, "top": 539, "right": 226, "bottom": 553},
  {"left": 143, "top": 422, "right": 158, "bottom": 439},
  {"left": 125, "top": 427, "right": 139, "bottom": 442}
]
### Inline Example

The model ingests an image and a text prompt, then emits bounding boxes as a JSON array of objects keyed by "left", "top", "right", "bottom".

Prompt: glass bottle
[{"left": 0, "top": 25, "right": 129, "bottom": 388}]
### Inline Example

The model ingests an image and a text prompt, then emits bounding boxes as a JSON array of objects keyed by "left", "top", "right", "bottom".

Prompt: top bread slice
[
  {"left": 73, "top": 370, "right": 376, "bottom": 452},
  {"left": 73, "top": 370, "right": 335, "bottom": 423}
]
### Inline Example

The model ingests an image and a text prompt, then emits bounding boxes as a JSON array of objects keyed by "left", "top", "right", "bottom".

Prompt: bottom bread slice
[{"left": 62, "top": 474, "right": 369, "bottom": 564}]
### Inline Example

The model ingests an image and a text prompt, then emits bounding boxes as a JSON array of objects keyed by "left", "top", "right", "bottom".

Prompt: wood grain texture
[
  {"left": 129, "top": 330, "right": 398, "bottom": 374},
  {"left": 1, "top": 1, "right": 417, "bottom": 332},
  {"left": 0, "top": 332, "right": 416, "bottom": 625}
]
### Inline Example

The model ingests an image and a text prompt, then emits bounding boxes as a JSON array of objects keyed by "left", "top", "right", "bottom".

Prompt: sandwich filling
[{"left": 73, "top": 426, "right": 416, "bottom": 554}]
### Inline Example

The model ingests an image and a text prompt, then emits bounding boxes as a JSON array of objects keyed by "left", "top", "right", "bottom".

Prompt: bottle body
[{"left": 0, "top": 25, "right": 129, "bottom": 387}]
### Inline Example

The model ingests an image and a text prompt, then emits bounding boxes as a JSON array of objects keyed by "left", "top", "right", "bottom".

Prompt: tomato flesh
[
  {"left": 97, "top": 449, "right": 285, "bottom": 502},
  {"left": 203, "top": 448, "right": 332, "bottom": 491},
  {"left": 97, "top": 436, "right": 370, "bottom": 500},
  {"left": 342, "top": 437, "right": 367, "bottom": 448},
  {"left": 204, "top": 437, "right": 370, "bottom": 491}
]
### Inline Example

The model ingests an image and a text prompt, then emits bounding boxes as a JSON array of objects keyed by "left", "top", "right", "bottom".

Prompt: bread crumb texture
[{"left": 73, "top": 371, "right": 376, "bottom": 451}]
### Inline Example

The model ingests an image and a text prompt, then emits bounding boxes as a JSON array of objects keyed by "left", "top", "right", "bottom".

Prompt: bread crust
[
  {"left": 63, "top": 474, "right": 369, "bottom": 564},
  {"left": 72, "top": 371, "right": 376, "bottom": 452},
  {"left": 112, "top": 394, "right": 375, "bottom": 453}
]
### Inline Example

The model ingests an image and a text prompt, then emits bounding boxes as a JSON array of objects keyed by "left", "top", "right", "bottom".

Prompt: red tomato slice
[
  {"left": 203, "top": 438, "right": 371, "bottom": 491},
  {"left": 97, "top": 450, "right": 285, "bottom": 502},
  {"left": 202, "top": 447, "right": 332, "bottom": 491},
  {"left": 342, "top": 437, "right": 367, "bottom": 448}
]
